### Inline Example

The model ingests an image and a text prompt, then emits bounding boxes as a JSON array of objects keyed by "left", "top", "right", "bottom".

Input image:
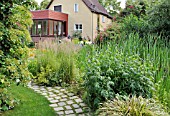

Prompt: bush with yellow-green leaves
[{"left": 0, "top": 1, "right": 33, "bottom": 111}]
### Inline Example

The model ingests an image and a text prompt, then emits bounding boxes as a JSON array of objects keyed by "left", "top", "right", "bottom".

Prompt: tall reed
[{"left": 110, "top": 33, "right": 170, "bottom": 109}]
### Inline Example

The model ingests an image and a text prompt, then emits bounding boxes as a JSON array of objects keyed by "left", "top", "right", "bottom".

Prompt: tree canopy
[{"left": 98, "top": 0, "right": 121, "bottom": 16}]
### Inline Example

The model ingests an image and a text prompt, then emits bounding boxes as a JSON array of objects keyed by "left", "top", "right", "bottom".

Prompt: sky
[{"left": 35, "top": 0, "right": 126, "bottom": 8}]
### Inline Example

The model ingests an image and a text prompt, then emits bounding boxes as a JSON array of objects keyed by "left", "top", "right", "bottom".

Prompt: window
[
  {"left": 54, "top": 5, "right": 62, "bottom": 12},
  {"left": 54, "top": 21, "right": 58, "bottom": 35},
  {"left": 37, "top": 21, "right": 42, "bottom": 35},
  {"left": 49, "top": 20, "right": 53, "bottom": 35},
  {"left": 102, "top": 16, "right": 105, "bottom": 23},
  {"left": 58, "top": 22, "right": 62, "bottom": 36},
  {"left": 74, "top": 24, "right": 82, "bottom": 33},
  {"left": 32, "top": 21, "right": 36, "bottom": 36},
  {"left": 43, "top": 21, "right": 48, "bottom": 35},
  {"left": 74, "top": 4, "right": 78, "bottom": 12}
]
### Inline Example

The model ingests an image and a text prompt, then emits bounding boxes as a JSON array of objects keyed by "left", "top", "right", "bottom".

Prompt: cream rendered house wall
[
  {"left": 48, "top": 0, "right": 93, "bottom": 40},
  {"left": 92, "top": 14, "right": 112, "bottom": 39},
  {"left": 92, "top": 13, "right": 98, "bottom": 39},
  {"left": 98, "top": 15, "right": 112, "bottom": 31}
]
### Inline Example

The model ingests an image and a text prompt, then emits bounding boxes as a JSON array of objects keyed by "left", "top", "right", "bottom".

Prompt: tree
[
  {"left": 28, "top": 0, "right": 40, "bottom": 10},
  {"left": 40, "top": 0, "right": 50, "bottom": 10},
  {"left": 120, "top": 0, "right": 147, "bottom": 17},
  {"left": 148, "top": 0, "right": 170, "bottom": 39},
  {"left": 98, "top": 0, "right": 121, "bottom": 16},
  {"left": 0, "top": 0, "right": 33, "bottom": 111}
]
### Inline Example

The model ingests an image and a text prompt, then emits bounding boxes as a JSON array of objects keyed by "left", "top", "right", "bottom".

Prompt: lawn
[{"left": 2, "top": 84, "right": 56, "bottom": 116}]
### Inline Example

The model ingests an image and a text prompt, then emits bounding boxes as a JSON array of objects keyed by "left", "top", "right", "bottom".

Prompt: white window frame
[
  {"left": 102, "top": 16, "right": 105, "bottom": 23},
  {"left": 74, "top": 24, "right": 82, "bottom": 33},
  {"left": 74, "top": 4, "right": 79, "bottom": 12}
]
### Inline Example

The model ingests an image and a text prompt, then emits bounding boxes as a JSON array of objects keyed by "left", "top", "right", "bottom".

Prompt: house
[{"left": 30, "top": 0, "right": 112, "bottom": 42}]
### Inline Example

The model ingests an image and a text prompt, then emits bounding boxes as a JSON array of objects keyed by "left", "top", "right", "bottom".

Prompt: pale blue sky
[{"left": 35, "top": 0, "right": 126, "bottom": 8}]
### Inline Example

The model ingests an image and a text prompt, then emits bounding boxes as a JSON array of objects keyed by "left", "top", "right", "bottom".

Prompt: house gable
[{"left": 46, "top": 0, "right": 112, "bottom": 19}]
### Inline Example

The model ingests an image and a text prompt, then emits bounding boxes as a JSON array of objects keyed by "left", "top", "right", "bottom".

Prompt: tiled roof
[
  {"left": 31, "top": 10, "right": 68, "bottom": 21},
  {"left": 82, "top": 0, "right": 112, "bottom": 19},
  {"left": 46, "top": 0, "right": 112, "bottom": 19}
]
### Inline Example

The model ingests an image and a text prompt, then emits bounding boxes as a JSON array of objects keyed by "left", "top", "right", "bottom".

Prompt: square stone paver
[
  {"left": 49, "top": 104, "right": 58, "bottom": 107},
  {"left": 65, "top": 110, "right": 74, "bottom": 114},
  {"left": 61, "top": 95, "right": 68, "bottom": 98},
  {"left": 41, "top": 93, "right": 47, "bottom": 96},
  {"left": 70, "top": 96, "right": 78, "bottom": 99},
  {"left": 58, "top": 93, "right": 64, "bottom": 96},
  {"left": 60, "top": 89, "right": 66, "bottom": 91},
  {"left": 54, "top": 87, "right": 61, "bottom": 89},
  {"left": 50, "top": 100, "right": 59, "bottom": 103},
  {"left": 49, "top": 94, "right": 57, "bottom": 98},
  {"left": 54, "top": 107, "right": 64, "bottom": 111},
  {"left": 67, "top": 93, "right": 74, "bottom": 97},
  {"left": 66, "top": 100, "right": 74, "bottom": 105},
  {"left": 75, "top": 99, "right": 83, "bottom": 103},
  {"left": 48, "top": 92, "right": 54, "bottom": 95},
  {"left": 46, "top": 87, "right": 52, "bottom": 89},
  {"left": 57, "top": 111, "right": 64, "bottom": 115},
  {"left": 65, "top": 114, "right": 76, "bottom": 116},
  {"left": 54, "top": 90, "right": 60, "bottom": 93},
  {"left": 72, "top": 104, "right": 80, "bottom": 108},
  {"left": 75, "top": 108, "right": 83, "bottom": 113},
  {"left": 58, "top": 102, "right": 66, "bottom": 106},
  {"left": 65, "top": 106, "right": 72, "bottom": 110},
  {"left": 40, "top": 88, "right": 46, "bottom": 91},
  {"left": 60, "top": 98, "right": 67, "bottom": 102},
  {"left": 34, "top": 90, "right": 41, "bottom": 92},
  {"left": 55, "top": 96, "right": 61, "bottom": 100},
  {"left": 47, "top": 97, "right": 54, "bottom": 101},
  {"left": 79, "top": 103, "right": 86, "bottom": 107}
]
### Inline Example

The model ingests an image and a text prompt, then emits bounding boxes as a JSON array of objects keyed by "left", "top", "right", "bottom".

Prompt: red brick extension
[{"left": 31, "top": 10, "right": 68, "bottom": 42}]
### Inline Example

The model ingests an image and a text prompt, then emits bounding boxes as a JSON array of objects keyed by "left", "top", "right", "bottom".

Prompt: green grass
[{"left": 2, "top": 84, "right": 56, "bottom": 116}]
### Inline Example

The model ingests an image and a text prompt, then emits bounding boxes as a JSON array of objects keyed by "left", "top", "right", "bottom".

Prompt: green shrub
[
  {"left": 96, "top": 95, "right": 169, "bottom": 116},
  {"left": 121, "top": 14, "right": 149, "bottom": 37},
  {"left": 0, "top": 4, "right": 32, "bottom": 111},
  {"left": 81, "top": 44, "right": 155, "bottom": 109},
  {"left": 72, "top": 31, "right": 82, "bottom": 40},
  {"left": 72, "top": 38, "right": 80, "bottom": 44},
  {"left": 95, "top": 22, "right": 121, "bottom": 45}
]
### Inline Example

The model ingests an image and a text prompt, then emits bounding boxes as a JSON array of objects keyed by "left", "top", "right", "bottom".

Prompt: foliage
[
  {"left": 26, "top": 0, "right": 39, "bottom": 10},
  {"left": 2, "top": 84, "right": 56, "bottom": 116},
  {"left": 148, "top": 0, "right": 170, "bottom": 39},
  {"left": 72, "top": 31, "right": 82, "bottom": 41},
  {"left": 40, "top": 0, "right": 50, "bottom": 10},
  {"left": 0, "top": 0, "right": 33, "bottom": 111},
  {"left": 95, "top": 22, "right": 121, "bottom": 45},
  {"left": 72, "top": 38, "right": 80, "bottom": 44},
  {"left": 28, "top": 41, "right": 79, "bottom": 86},
  {"left": 79, "top": 39, "right": 155, "bottom": 109},
  {"left": 98, "top": 0, "right": 121, "bottom": 16},
  {"left": 96, "top": 95, "right": 169, "bottom": 116},
  {"left": 120, "top": 0, "right": 147, "bottom": 17},
  {"left": 121, "top": 14, "right": 149, "bottom": 37}
]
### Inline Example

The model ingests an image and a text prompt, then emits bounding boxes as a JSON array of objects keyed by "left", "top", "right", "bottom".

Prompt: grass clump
[
  {"left": 28, "top": 41, "right": 80, "bottom": 86},
  {"left": 96, "top": 95, "right": 169, "bottom": 116}
]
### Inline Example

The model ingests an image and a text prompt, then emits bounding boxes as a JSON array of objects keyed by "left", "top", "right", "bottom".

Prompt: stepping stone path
[{"left": 28, "top": 83, "right": 91, "bottom": 116}]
